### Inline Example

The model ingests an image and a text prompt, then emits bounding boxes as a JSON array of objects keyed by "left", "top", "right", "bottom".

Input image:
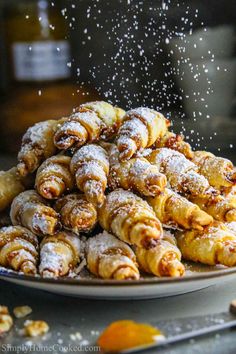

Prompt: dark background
[{"left": 0, "top": 0, "right": 236, "bottom": 162}]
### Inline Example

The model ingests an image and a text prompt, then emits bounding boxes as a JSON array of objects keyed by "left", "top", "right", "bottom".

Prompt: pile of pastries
[{"left": 0, "top": 100, "right": 236, "bottom": 281}]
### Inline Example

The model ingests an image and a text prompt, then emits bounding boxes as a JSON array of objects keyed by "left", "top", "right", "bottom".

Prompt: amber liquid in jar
[{"left": 1, "top": 0, "right": 98, "bottom": 153}]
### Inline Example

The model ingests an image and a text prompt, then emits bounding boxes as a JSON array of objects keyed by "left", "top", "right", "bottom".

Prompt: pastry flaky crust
[
  {"left": 190, "top": 194, "right": 236, "bottom": 222},
  {"left": 147, "top": 188, "right": 213, "bottom": 230},
  {"left": 39, "top": 231, "right": 81, "bottom": 278},
  {"left": 192, "top": 151, "right": 236, "bottom": 190},
  {"left": 86, "top": 231, "right": 139, "bottom": 280},
  {"left": 17, "top": 120, "right": 58, "bottom": 177},
  {"left": 176, "top": 222, "right": 236, "bottom": 267},
  {"left": 0, "top": 167, "right": 33, "bottom": 212},
  {"left": 98, "top": 189, "right": 163, "bottom": 249},
  {"left": 135, "top": 232, "right": 185, "bottom": 277},
  {"left": 78, "top": 101, "right": 125, "bottom": 138},
  {"left": 70, "top": 144, "right": 109, "bottom": 206},
  {"left": 54, "top": 101, "right": 125, "bottom": 150},
  {"left": 116, "top": 107, "right": 169, "bottom": 161},
  {"left": 36, "top": 154, "right": 75, "bottom": 200},
  {"left": 0, "top": 226, "right": 38, "bottom": 275},
  {"left": 146, "top": 148, "right": 217, "bottom": 198},
  {"left": 54, "top": 193, "right": 97, "bottom": 235},
  {"left": 10, "top": 190, "right": 61, "bottom": 237},
  {"left": 153, "top": 131, "right": 194, "bottom": 159},
  {"left": 226, "top": 222, "right": 236, "bottom": 235},
  {"left": 107, "top": 144, "right": 167, "bottom": 197}
]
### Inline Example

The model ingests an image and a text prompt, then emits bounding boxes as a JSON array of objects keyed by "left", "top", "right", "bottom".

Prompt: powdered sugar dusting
[
  {"left": 126, "top": 107, "right": 163, "bottom": 126},
  {"left": 86, "top": 231, "right": 135, "bottom": 260},
  {"left": 25, "top": 121, "right": 54, "bottom": 146},
  {"left": 183, "top": 170, "right": 210, "bottom": 195},
  {"left": 148, "top": 148, "right": 212, "bottom": 196},
  {"left": 32, "top": 213, "right": 54, "bottom": 235},
  {"left": 39, "top": 243, "right": 66, "bottom": 277},
  {"left": 226, "top": 222, "right": 236, "bottom": 235},
  {"left": 79, "top": 101, "right": 116, "bottom": 127},
  {"left": 118, "top": 118, "right": 148, "bottom": 139},
  {"left": 20, "top": 121, "right": 55, "bottom": 153},
  {"left": 106, "top": 189, "right": 147, "bottom": 208},
  {"left": 39, "top": 231, "right": 81, "bottom": 278},
  {"left": 72, "top": 144, "right": 108, "bottom": 167}
]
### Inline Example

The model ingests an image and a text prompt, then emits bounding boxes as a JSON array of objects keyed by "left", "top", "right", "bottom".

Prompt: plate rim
[{"left": 1, "top": 266, "right": 236, "bottom": 287}]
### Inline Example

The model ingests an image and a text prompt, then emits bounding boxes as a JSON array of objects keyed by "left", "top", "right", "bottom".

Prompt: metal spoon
[{"left": 119, "top": 300, "right": 236, "bottom": 354}]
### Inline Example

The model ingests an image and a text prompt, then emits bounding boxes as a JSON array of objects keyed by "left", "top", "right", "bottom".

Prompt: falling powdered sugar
[{"left": 126, "top": 107, "right": 163, "bottom": 126}]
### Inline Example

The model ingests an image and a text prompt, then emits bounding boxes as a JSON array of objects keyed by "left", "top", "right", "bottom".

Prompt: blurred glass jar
[{"left": 1, "top": 0, "right": 98, "bottom": 153}]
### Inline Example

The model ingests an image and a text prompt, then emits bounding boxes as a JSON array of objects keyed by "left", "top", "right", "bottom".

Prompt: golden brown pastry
[
  {"left": 98, "top": 189, "right": 163, "bottom": 249},
  {"left": 190, "top": 194, "right": 236, "bottom": 222},
  {"left": 154, "top": 131, "right": 194, "bottom": 159},
  {"left": 0, "top": 306, "right": 13, "bottom": 334},
  {"left": 226, "top": 222, "right": 236, "bottom": 235},
  {"left": 0, "top": 167, "right": 30, "bottom": 212},
  {"left": 146, "top": 148, "right": 217, "bottom": 198},
  {"left": 223, "top": 186, "right": 236, "bottom": 200},
  {"left": 135, "top": 231, "right": 185, "bottom": 277},
  {"left": 35, "top": 154, "right": 74, "bottom": 199},
  {"left": 176, "top": 222, "right": 236, "bottom": 267},
  {"left": 54, "top": 193, "right": 97, "bottom": 234},
  {"left": 54, "top": 101, "right": 125, "bottom": 150},
  {"left": 116, "top": 107, "right": 169, "bottom": 160},
  {"left": 86, "top": 231, "right": 139, "bottom": 280},
  {"left": 108, "top": 144, "right": 167, "bottom": 196},
  {"left": 221, "top": 185, "right": 236, "bottom": 201},
  {"left": 17, "top": 120, "right": 58, "bottom": 176},
  {"left": 70, "top": 144, "right": 109, "bottom": 206},
  {"left": 192, "top": 151, "right": 236, "bottom": 190},
  {"left": 10, "top": 190, "right": 61, "bottom": 236},
  {"left": 148, "top": 188, "right": 213, "bottom": 230},
  {"left": 39, "top": 231, "right": 81, "bottom": 278},
  {"left": 78, "top": 101, "right": 125, "bottom": 138},
  {"left": 0, "top": 226, "right": 38, "bottom": 275}
]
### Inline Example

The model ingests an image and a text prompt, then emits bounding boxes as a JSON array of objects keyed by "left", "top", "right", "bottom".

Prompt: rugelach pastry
[
  {"left": 98, "top": 189, "right": 163, "bottom": 249},
  {"left": 117, "top": 107, "right": 169, "bottom": 160},
  {"left": 36, "top": 154, "right": 74, "bottom": 199},
  {"left": 70, "top": 144, "right": 109, "bottom": 206},
  {"left": 0, "top": 226, "right": 38, "bottom": 274},
  {"left": 39, "top": 231, "right": 81, "bottom": 277},
  {"left": 86, "top": 231, "right": 139, "bottom": 280},
  {"left": 10, "top": 190, "right": 61, "bottom": 236}
]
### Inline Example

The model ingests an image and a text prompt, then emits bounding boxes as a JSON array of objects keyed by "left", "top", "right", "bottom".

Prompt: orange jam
[{"left": 97, "top": 320, "right": 164, "bottom": 352}]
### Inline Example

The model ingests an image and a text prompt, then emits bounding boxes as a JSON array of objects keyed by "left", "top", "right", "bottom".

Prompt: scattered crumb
[
  {"left": 80, "top": 339, "right": 89, "bottom": 346},
  {"left": 0, "top": 306, "right": 13, "bottom": 334},
  {"left": 23, "top": 320, "right": 49, "bottom": 337},
  {"left": 70, "top": 331, "right": 82, "bottom": 341},
  {"left": 24, "top": 340, "right": 33, "bottom": 346},
  {"left": 13, "top": 306, "right": 32, "bottom": 319},
  {"left": 68, "top": 259, "right": 87, "bottom": 278}
]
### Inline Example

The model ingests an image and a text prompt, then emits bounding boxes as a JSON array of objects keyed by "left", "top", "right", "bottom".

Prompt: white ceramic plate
[{"left": 1, "top": 264, "right": 236, "bottom": 300}]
